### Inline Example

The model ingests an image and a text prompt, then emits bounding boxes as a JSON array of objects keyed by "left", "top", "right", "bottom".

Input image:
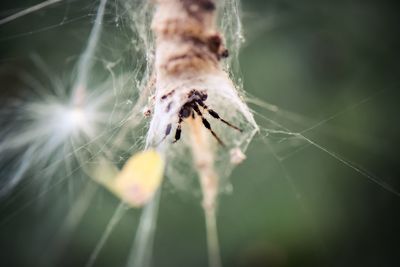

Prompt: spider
[{"left": 162, "top": 89, "right": 242, "bottom": 147}]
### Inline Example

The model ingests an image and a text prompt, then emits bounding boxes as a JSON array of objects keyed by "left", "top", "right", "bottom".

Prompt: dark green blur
[{"left": 0, "top": 0, "right": 399, "bottom": 267}]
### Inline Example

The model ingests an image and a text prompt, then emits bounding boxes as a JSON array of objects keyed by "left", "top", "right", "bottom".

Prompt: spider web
[{"left": 0, "top": 0, "right": 399, "bottom": 267}]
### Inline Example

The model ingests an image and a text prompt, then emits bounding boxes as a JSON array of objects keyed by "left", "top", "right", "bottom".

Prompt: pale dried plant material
[
  {"left": 145, "top": 0, "right": 258, "bottom": 266},
  {"left": 147, "top": 0, "right": 257, "bottom": 190}
]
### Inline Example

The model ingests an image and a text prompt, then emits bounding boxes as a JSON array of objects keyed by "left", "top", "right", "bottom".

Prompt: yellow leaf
[
  {"left": 85, "top": 150, "right": 164, "bottom": 207},
  {"left": 111, "top": 150, "right": 165, "bottom": 207}
]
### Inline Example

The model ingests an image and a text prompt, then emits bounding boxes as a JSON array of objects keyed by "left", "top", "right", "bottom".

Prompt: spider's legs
[
  {"left": 196, "top": 99, "right": 242, "bottom": 132},
  {"left": 208, "top": 109, "right": 242, "bottom": 132},
  {"left": 193, "top": 102, "right": 225, "bottom": 147},
  {"left": 171, "top": 112, "right": 196, "bottom": 144},
  {"left": 155, "top": 123, "right": 172, "bottom": 147},
  {"left": 172, "top": 117, "right": 183, "bottom": 143},
  {"left": 170, "top": 97, "right": 232, "bottom": 147},
  {"left": 192, "top": 102, "right": 202, "bottom": 116},
  {"left": 201, "top": 116, "right": 225, "bottom": 147},
  {"left": 159, "top": 123, "right": 172, "bottom": 144}
]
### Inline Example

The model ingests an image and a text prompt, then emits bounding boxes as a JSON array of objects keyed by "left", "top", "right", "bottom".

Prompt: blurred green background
[{"left": 0, "top": 0, "right": 400, "bottom": 266}]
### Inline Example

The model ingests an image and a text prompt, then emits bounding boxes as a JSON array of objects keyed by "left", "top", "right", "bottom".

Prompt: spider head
[
  {"left": 188, "top": 90, "right": 208, "bottom": 102},
  {"left": 179, "top": 104, "right": 192, "bottom": 118}
]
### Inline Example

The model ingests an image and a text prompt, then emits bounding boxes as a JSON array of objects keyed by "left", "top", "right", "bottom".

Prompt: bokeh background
[{"left": 0, "top": 0, "right": 400, "bottom": 266}]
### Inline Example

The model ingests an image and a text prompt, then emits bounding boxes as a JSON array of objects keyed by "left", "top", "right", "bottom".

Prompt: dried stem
[
  {"left": 151, "top": 1, "right": 231, "bottom": 265},
  {"left": 204, "top": 206, "right": 222, "bottom": 267},
  {"left": 188, "top": 116, "right": 221, "bottom": 267}
]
